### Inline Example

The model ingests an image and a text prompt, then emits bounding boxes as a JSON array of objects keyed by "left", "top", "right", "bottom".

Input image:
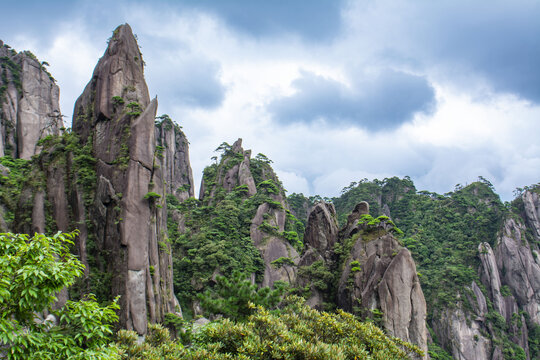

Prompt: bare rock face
[
  {"left": 155, "top": 116, "right": 194, "bottom": 201},
  {"left": 435, "top": 217, "right": 536, "bottom": 360},
  {"left": 250, "top": 201, "right": 300, "bottom": 287},
  {"left": 0, "top": 42, "right": 63, "bottom": 158},
  {"left": 340, "top": 201, "right": 370, "bottom": 239},
  {"left": 337, "top": 229, "right": 428, "bottom": 357},
  {"left": 303, "top": 202, "right": 339, "bottom": 256},
  {"left": 522, "top": 190, "right": 540, "bottom": 243},
  {"left": 495, "top": 218, "right": 540, "bottom": 325},
  {"left": 432, "top": 305, "right": 493, "bottom": 360},
  {"left": 296, "top": 202, "right": 339, "bottom": 308},
  {"left": 296, "top": 201, "right": 428, "bottom": 355},
  {"left": 479, "top": 242, "right": 506, "bottom": 318},
  {"left": 71, "top": 24, "right": 180, "bottom": 334}
]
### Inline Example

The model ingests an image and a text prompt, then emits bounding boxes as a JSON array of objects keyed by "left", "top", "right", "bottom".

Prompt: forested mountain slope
[{"left": 290, "top": 178, "right": 540, "bottom": 360}]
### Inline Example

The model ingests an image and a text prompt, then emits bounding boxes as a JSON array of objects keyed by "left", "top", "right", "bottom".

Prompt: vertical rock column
[
  {"left": 0, "top": 41, "right": 62, "bottom": 158},
  {"left": 72, "top": 24, "right": 177, "bottom": 333}
]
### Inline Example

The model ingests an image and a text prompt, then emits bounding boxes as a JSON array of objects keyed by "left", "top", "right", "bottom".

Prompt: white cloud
[{"left": 3, "top": 1, "right": 538, "bottom": 202}]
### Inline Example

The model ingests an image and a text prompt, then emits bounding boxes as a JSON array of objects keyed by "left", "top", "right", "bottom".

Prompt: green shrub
[{"left": 0, "top": 232, "right": 119, "bottom": 359}]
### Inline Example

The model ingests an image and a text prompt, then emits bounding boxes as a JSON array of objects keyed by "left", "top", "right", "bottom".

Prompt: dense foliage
[
  {"left": 116, "top": 296, "right": 422, "bottom": 360},
  {"left": 332, "top": 177, "right": 504, "bottom": 309},
  {"left": 198, "top": 271, "right": 287, "bottom": 320},
  {"left": 331, "top": 177, "right": 539, "bottom": 359},
  {"left": 0, "top": 232, "right": 119, "bottom": 359},
  {"left": 169, "top": 147, "right": 303, "bottom": 316}
]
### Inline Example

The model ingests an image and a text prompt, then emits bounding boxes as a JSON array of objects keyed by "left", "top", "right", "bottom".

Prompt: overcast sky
[{"left": 2, "top": 0, "right": 539, "bottom": 201}]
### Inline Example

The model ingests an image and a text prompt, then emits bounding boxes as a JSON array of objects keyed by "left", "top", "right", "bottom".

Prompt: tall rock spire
[
  {"left": 0, "top": 41, "right": 63, "bottom": 158},
  {"left": 72, "top": 24, "right": 180, "bottom": 334}
]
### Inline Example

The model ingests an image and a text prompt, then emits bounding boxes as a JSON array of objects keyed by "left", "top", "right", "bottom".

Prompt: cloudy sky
[{"left": 2, "top": 0, "right": 539, "bottom": 200}]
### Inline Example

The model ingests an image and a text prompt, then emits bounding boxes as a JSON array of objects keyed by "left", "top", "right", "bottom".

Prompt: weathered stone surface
[
  {"left": 155, "top": 116, "right": 194, "bottom": 201},
  {"left": 495, "top": 218, "right": 540, "bottom": 325},
  {"left": 123, "top": 160, "right": 152, "bottom": 270},
  {"left": 432, "top": 306, "right": 492, "bottom": 360},
  {"left": 31, "top": 190, "right": 45, "bottom": 233},
  {"left": 71, "top": 24, "right": 183, "bottom": 333},
  {"left": 131, "top": 98, "right": 157, "bottom": 169},
  {"left": 523, "top": 191, "right": 540, "bottom": 243},
  {"left": 238, "top": 151, "right": 257, "bottom": 196},
  {"left": 337, "top": 230, "right": 428, "bottom": 357},
  {"left": 45, "top": 161, "right": 69, "bottom": 231},
  {"left": 251, "top": 202, "right": 299, "bottom": 287},
  {"left": 341, "top": 201, "right": 370, "bottom": 239},
  {"left": 471, "top": 281, "right": 488, "bottom": 317},
  {"left": 296, "top": 202, "right": 339, "bottom": 309},
  {"left": 378, "top": 248, "right": 427, "bottom": 353},
  {"left": 128, "top": 269, "right": 147, "bottom": 334},
  {"left": 0, "top": 43, "right": 62, "bottom": 158},
  {"left": 479, "top": 242, "right": 506, "bottom": 318},
  {"left": 303, "top": 202, "right": 339, "bottom": 255}
]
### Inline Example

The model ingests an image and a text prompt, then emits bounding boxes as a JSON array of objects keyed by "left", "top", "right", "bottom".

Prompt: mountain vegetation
[
  {"left": 2, "top": 25, "right": 539, "bottom": 360},
  {"left": 288, "top": 177, "right": 539, "bottom": 360}
]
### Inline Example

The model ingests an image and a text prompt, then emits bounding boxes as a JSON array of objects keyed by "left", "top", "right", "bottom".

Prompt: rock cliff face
[
  {"left": 155, "top": 116, "right": 194, "bottom": 201},
  {"left": 494, "top": 217, "right": 540, "bottom": 325},
  {"left": 297, "top": 201, "right": 428, "bottom": 357},
  {"left": 296, "top": 202, "right": 339, "bottom": 308},
  {"left": 522, "top": 190, "right": 540, "bottom": 246},
  {"left": 200, "top": 138, "right": 299, "bottom": 287},
  {"left": 431, "top": 215, "right": 538, "bottom": 360},
  {"left": 0, "top": 41, "right": 63, "bottom": 159},
  {"left": 67, "top": 24, "right": 192, "bottom": 334}
]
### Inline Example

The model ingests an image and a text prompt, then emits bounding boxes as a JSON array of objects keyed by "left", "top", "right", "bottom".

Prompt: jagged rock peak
[
  {"left": 69, "top": 24, "right": 179, "bottom": 334},
  {"left": 336, "top": 207, "right": 428, "bottom": 357},
  {"left": 304, "top": 202, "right": 339, "bottom": 253},
  {"left": 73, "top": 23, "right": 149, "bottom": 137},
  {"left": 347, "top": 201, "right": 369, "bottom": 223},
  {"left": 0, "top": 41, "right": 62, "bottom": 158},
  {"left": 155, "top": 115, "right": 195, "bottom": 201},
  {"left": 231, "top": 138, "right": 243, "bottom": 153},
  {"left": 200, "top": 138, "right": 257, "bottom": 200}
]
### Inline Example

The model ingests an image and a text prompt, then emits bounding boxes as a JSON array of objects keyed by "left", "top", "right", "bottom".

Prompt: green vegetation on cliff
[
  {"left": 169, "top": 146, "right": 303, "bottom": 315},
  {"left": 330, "top": 176, "right": 538, "bottom": 359},
  {"left": 332, "top": 177, "right": 504, "bottom": 309}
]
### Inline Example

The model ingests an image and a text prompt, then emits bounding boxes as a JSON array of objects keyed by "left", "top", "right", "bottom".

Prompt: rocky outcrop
[
  {"left": 479, "top": 242, "right": 506, "bottom": 318},
  {"left": 297, "top": 201, "right": 428, "bottom": 356},
  {"left": 199, "top": 138, "right": 299, "bottom": 287},
  {"left": 200, "top": 139, "right": 257, "bottom": 201},
  {"left": 433, "top": 216, "right": 537, "bottom": 360},
  {"left": 296, "top": 202, "right": 339, "bottom": 308},
  {"left": 432, "top": 304, "right": 494, "bottom": 360},
  {"left": 0, "top": 41, "right": 63, "bottom": 159},
  {"left": 495, "top": 218, "right": 540, "bottom": 325},
  {"left": 522, "top": 190, "right": 540, "bottom": 244},
  {"left": 70, "top": 24, "right": 184, "bottom": 334},
  {"left": 336, "top": 229, "right": 428, "bottom": 357},
  {"left": 303, "top": 202, "right": 339, "bottom": 258},
  {"left": 251, "top": 201, "right": 299, "bottom": 287},
  {"left": 155, "top": 116, "right": 194, "bottom": 201}
]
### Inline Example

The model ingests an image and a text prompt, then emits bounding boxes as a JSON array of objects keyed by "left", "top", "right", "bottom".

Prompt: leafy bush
[
  {"left": 115, "top": 296, "right": 422, "bottom": 360},
  {"left": 0, "top": 232, "right": 119, "bottom": 359}
]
